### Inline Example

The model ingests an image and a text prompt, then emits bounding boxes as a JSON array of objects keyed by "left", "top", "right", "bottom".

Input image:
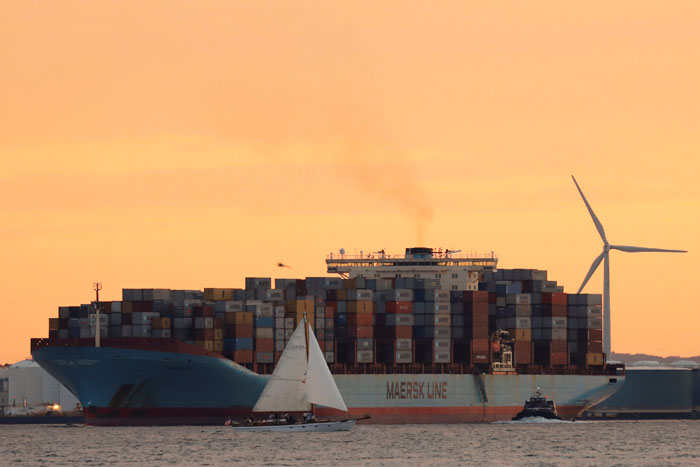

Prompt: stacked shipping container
[{"left": 46, "top": 269, "right": 606, "bottom": 374}]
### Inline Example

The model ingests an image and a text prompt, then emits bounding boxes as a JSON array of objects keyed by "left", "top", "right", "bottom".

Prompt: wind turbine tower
[{"left": 571, "top": 175, "right": 687, "bottom": 358}]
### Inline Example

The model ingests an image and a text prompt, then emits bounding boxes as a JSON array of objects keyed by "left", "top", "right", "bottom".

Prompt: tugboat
[{"left": 512, "top": 388, "right": 562, "bottom": 421}]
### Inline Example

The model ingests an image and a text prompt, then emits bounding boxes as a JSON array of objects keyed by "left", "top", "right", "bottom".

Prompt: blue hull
[{"left": 32, "top": 342, "right": 267, "bottom": 425}]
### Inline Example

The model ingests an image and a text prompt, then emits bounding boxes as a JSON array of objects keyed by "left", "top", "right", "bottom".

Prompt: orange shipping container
[
  {"left": 347, "top": 300, "right": 374, "bottom": 314},
  {"left": 234, "top": 324, "right": 254, "bottom": 338},
  {"left": 550, "top": 351, "right": 567, "bottom": 366},
  {"left": 255, "top": 338, "right": 274, "bottom": 352},
  {"left": 514, "top": 329, "right": 532, "bottom": 341},
  {"left": 347, "top": 313, "right": 373, "bottom": 327},
  {"left": 234, "top": 312, "right": 254, "bottom": 326},
  {"left": 586, "top": 353, "right": 604, "bottom": 366},
  {"left": 213, "top": 341, "right": 223, "bottom": 352},
  {"left": 214, "top": 329, "right": 223, "bottom": 340},
  {"left": 204, "top": 288, "right": 235, "bottom": 301}
]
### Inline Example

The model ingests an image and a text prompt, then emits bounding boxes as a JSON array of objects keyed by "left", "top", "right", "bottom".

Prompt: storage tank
[{"left": 1, "top": 360, "right": 79, "bottom": 414}]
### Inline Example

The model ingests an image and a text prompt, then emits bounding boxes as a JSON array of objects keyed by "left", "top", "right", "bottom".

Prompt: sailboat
[{"left": 232, "top": 314, "right": 361, "bottom": 432}]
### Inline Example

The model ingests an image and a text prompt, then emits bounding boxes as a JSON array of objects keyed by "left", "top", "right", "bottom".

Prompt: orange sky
[{"left": 1, "top": 1, "right": 699, "bottom": 363}]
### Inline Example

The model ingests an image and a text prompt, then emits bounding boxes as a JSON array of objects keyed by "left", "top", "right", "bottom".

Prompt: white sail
[
  {"left": 252, "top": 321, "right": 311, "bottom": 412},
  {"left": 303, "top": 321, "right": 348, "bottom": 412}
]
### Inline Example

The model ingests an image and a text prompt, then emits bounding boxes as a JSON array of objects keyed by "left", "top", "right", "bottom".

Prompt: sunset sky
[{"left": 1, "top": 1, "right": 698, "bottom": 363}]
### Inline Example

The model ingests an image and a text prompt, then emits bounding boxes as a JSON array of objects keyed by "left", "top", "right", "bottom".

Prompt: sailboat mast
[{"left": 302, "top": 311, "right": 314, "bottom": 416}]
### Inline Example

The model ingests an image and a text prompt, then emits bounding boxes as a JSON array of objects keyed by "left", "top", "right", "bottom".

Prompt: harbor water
[{"left": 2, "top": 420, "right": 699, "bottom": 466}]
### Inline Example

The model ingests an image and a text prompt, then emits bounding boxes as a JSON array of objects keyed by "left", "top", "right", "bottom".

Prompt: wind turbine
[{"left": 571, "top": 175, "right": 687, "bottom": 358}]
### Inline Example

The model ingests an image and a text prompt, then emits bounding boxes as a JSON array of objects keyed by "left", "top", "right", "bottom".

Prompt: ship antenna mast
[{"left": 93, "top": 282, "right": 102, "bottom": 348}]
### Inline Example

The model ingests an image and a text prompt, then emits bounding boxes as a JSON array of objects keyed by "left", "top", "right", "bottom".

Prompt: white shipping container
[
  {"left": 356, "top": 350, "right": 373, "bottom": 363},
  {"left": 429, "top": 302, "right": 450, "bottom": 314},
  {"left": 324, "top": 351, "right": 335, "bottom": 363},
  {"left": 434, "top": 339, "right": 450, "bottom": 351},
  {"left": 515, "top": 294, "right": 531, "bottom": 305},
  {"left": 434, "top": 327, "right": 451, "bottom": 339},
  {"left": 265, "top": 289, "right": 285, "bottom": 301},
  {"left": 395, "top": 351, "right": 412, "bottom": 363},
  {"left": 552, "top": 317, "right": 567, "bottom": 329},
  {"left": 315, "top": 317, "right": 325, "bottom": 329},
  {"left": 434, "top": 351, "right": 451, "bottom": 363},
  {"left": 284, "top": 318, "right": 295, "bottom": 330},
  {"left": 275, "top": 317, "right": 285, "bottom": 329},
  {"left": 434, "top": 313, "right": 451, "bottom": 326},
  {"left": 395, "top": 339, "right": 412, "bottom": 351},
  {"left": 284, "top": 329, "right": 293, "bottom": 340},
  {"left": 551, "top": 328, "right": 567, "bottom": 340},
  {"left": 587, "top": 306, "right": 602, "bottom": 318},
  {"left": 274, "top": 329, "right": 285, "bottom": 340},
  {"left": 225, "top": 301, "right": 243, "bottom": 312},
  {"left": 587, "top": 317, "right": 603, "bottom": 329},
  {"left": 256, "top": 328, "right": 274, "bottom": 339},
  {"left": 274, "top": 306, "right": 285, "bottom": 318},
  {"left": 88, "top": 314, "right": 109, "bottom": 326},
  {"left": 275, "top": 339, "right": 285, "bottom": 351},
  {"left": 357, "top": 338, "right": 373, "bottom": 350},
  {"left": 515, "top": 317, "right": 532, "bottom": 329},
  {"left": 395, "top": 314, "right": 414, "bottom": 326},
  {"left": 256, "top": 304, "right": 274, "bottom": 317}
]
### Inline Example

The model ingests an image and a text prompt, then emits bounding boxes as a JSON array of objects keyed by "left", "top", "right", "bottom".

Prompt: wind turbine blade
[
  {"left": 577, "top": 251, "right": 606, "bottom": 294},
  {"left": 610, "top": 245, "right": 687, "bottom": 253},
  {"left": 572, "top": 175, "right": 608, "bottom": 244}
]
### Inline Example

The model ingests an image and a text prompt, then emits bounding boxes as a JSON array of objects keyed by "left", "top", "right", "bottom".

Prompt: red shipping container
[
  {"left": 550, "top": 340, "right": 567, "bottom": 353},
  {"left": 471, "top": 338, "right": 490, "bottom": 353},
  {"left": 552, "top": 305, "right": 567, "bottom": 317},
  {"left": 514, "top": 341, "right": 532, "bottom": 365},
  {"left": 587, "top": 329, "right": 603, "bottom": 342},
  {"left": 471, "top": 312, "right": 489, "bottom": 328},
  {"left": 348, "top": 326, "right": 373, "bottom": 339},
  {"left": 550, "top": 351, "right": 567, "bottom": 365},
  {"left": 234, "top": 350, "right": 253, "bottom": 363},
  {"left": 488, "top": 292, "right": 497, "bottom": 304},
  {"left": 542, "top": 293, "right": 568, "bottom": 306},
  {"left": 394, "top": 326, "right": 413, "bottom": 339},
  {"left": 235, "top": 324, "right": 254, "bottom": 338},
  {"left": 195, "top": 328, "right": 214, "bottom": 340},
  {"left": 121, "top": 313, "right": 132, "bottom": 325},
  {"left": 586, "top": 341, "right": 603, "bottom": 353},
  {"left": 255, "top": 338, "right": 274, "bottom": 352},
  {"left": 471, "top": 326, "right": 489, "bottom": 339},
  {"left": 386, "top": 301, "right": 412, "bottom": 314},
  {"left": 464, "top": 291, "right": 489, "bottom": 303},
  {"left": 325, "top": 303, "right": 336, "bottom": 318},
  {"left": 214, "top": 317, "right": 223, "bottom": 328}
]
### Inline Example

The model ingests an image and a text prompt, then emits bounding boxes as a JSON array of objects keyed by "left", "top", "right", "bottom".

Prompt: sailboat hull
[{"left": 232, "top": 419, "right": 356, "bottom": 432}]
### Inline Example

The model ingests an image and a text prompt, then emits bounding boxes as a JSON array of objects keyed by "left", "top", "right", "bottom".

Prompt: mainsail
[
  {"left": 252, "top": 320, "right": 311, "bottom": 412},
  {"left": 304, "top": 321, "right": 348, "bottom": 412},
  {"left": 251, "top": 315, "right": 348, "bottom": 413}
]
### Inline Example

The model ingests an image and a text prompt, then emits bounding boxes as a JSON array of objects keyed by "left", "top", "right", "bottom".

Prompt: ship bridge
[{"left": 326, "top": 247, "right": 498, "bottom": 286}]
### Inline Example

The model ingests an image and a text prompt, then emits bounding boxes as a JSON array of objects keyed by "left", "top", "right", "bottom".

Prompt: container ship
[{"left": 31, "top": 247, "right": 624, "bottom": 425}]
